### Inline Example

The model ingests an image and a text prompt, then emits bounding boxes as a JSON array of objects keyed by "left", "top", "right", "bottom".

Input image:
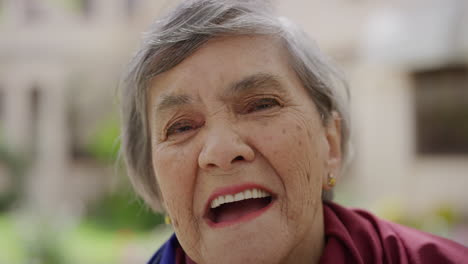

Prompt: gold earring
[
  {"left": 165, "top": 215, "right": 172, "bottom": 225},
  {"left": 327, "top": 173, "right": 336, "bottom": 188}
]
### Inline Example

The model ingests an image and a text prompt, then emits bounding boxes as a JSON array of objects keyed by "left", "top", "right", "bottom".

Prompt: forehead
[{"left": 148, "top": 35, "right": 295, "bottom": 103}]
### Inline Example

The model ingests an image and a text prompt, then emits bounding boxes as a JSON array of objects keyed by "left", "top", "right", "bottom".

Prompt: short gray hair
[{"left": 121, "top": 0, "right": 350, "bottom": 211}]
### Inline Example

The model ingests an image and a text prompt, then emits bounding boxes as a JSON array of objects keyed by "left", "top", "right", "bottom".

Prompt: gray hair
[{"left": 121, "top": 0, "right": 350, "bottom": 211}]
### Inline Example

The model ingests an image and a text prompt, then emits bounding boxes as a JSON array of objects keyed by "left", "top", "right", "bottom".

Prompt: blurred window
[
  {"left": 30, "top": 85, "right": 40, "bottom": 155},
  {"left": 0, "top": 88, "right": 3, "bottom": 122},
  {"left": 68, "top": 108, "right": 89, "bottom": 160},
  {"left": 67, "top": 99, "right": 93, "bottom": 160},
  {"left": 413, "top": 65, "right": 468, "bottom": 155}
]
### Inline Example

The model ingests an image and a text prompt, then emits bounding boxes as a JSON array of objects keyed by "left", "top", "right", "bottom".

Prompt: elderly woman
[{"left": 120, "top": 1, "right": 468, "bottom": 263}]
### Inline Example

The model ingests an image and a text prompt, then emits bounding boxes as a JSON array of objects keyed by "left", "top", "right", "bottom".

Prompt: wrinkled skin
[{"left": 147, "top": 35, "right": 342, "bottom": 264}]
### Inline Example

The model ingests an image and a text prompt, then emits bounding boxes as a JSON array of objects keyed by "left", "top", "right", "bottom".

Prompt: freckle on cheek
[
  {"left": 298, "top": 140, "right": 302, "bottom": 146},
  {"left": 306, "top": 172, "right": 310, "bottom": 182},
  {"left": 296, "top": 125, "right": 302, "bottom": 131},
  {"left": 282, "top": 128, "right": 286, "bottom": 135}
]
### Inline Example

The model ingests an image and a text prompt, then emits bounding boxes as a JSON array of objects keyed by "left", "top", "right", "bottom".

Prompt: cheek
[
  {"left": 256, "top": 119, "right": 323, "bottom": 173},
  {"left": 249, "top": 117, "right": 326, "bottom": 197},
  {"left": 152, "top": 146, "right": 197, "bottom": 218}
]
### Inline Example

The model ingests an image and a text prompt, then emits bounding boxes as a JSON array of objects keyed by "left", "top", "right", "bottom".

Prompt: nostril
[{"left": 233, "top": 155, "right": 244, "bottom": 162}]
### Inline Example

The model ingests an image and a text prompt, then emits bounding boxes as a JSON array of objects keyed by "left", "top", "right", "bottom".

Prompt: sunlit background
[{"left": 0, "top": 0, "right": 467, "bottom": 263}]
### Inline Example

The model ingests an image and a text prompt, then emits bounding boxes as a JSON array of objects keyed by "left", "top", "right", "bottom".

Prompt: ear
[{"left": 322, "top": 111, "right": 342, "bottom": 190}]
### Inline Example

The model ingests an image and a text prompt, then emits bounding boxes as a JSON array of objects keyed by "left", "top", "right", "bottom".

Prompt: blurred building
[
  {"left": 0, "top": 0, "right": 170, "bottom": 218},
  {"left": 302, "top": 0, "right": 468, "bottom": 215},
  {"left": 0, "top": 0, "right": 467, "bottom": 225},
  {"left": 280, "top": 0, "right": 468, "bottom": 212}
]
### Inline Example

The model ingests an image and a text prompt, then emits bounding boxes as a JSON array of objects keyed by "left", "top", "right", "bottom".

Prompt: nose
[{"left": 198, "top": 124, "right": 255, "bottom": 171}]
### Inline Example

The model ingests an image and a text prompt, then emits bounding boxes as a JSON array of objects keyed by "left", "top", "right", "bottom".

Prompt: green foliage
[
  {"left": 0, "top": 216, "right": 25, "bottom": 263},
  {"left": 86, "top": 187, "right": 164, "bottom": 232},
  {"left": 86, "top": 118, "right": 120, "bottom": 164},
  {"left": 49, "top": 0, "right": 83, "bottom": 12},
  {"left": 390, "top": 204, "right": 460, "bottom": 236},
  {"left": 0, "top": 142, "right": 28, "bottom": 212},
  {"left": 434, "top": 204, "right": 457, "bottom": 225},
  {"left": 371, "top": 197, "right": 462, "bottom": 238},
  {"left": 85, "top": 117, "right": 162, "bottom": 231},
  {"left": 0, "top": 213, "right": 171, "bottom": 264},
  {"left": 25, "top": 228, "right": 66, "bottom": 264}
]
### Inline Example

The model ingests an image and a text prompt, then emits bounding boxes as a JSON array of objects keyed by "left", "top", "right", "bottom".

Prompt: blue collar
[{"left": 148, "top": 233, "right": 179, "bottom": 264}]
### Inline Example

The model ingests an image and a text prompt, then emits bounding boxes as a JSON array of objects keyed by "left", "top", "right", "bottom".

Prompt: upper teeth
[{"left": 210, "top": 188, "right": 271, "bottom": 209}]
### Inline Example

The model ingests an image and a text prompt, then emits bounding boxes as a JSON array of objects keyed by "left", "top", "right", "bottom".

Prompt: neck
[{"left": 281, "top": 204, "right": 325, "bottom": 264}]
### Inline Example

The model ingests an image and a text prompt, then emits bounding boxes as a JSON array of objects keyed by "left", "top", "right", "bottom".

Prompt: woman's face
[{"left": 147, "top": 35, "right": 341, "bottom": 264}]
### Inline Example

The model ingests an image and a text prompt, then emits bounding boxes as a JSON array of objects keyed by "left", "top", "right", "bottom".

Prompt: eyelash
[
  {"left": 166, "top": 120, "right": 200, "bottom": 137},
  {"left": 245, "top": 97, "right": 281, "bottom": 113},
  {"left": 164, "top": 97, "right": 281, "bottom": 138}
]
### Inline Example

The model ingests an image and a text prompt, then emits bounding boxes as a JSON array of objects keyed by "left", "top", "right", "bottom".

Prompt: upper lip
[{"left": 204, "top": 183, "right": 275, "bottom": 214}]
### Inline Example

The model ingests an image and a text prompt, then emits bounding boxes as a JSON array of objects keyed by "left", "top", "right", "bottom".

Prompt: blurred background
[{"left": 0, "top": 0, "right": 467, "bottom": 263}]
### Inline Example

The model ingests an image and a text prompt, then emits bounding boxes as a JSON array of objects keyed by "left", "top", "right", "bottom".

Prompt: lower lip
[{"left": 205, "top": 198, "right": 276, "bottom": 228}]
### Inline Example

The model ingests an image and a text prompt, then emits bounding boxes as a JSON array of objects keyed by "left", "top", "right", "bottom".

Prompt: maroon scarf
[
  {"left": 320, "top": 202, "right": 468, "bottom": 263},
  {"left": 176, "top": 201, "right": 468, "bottom": 263}
]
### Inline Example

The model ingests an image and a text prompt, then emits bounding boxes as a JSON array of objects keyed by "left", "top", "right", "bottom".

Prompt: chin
[
  {"left": 197, "top": 207, "right": 291, "bottom": 264},
  {"left": 201, "top": 240, "right": 286, "bottom": 264}
]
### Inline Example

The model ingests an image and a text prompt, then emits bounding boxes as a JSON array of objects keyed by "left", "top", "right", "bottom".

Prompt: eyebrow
[
  {"left": 223, "top": 73, "right": 286, "bottom": 99},
  {"left": 154, "top": 73, "right": 286, "bottom": 112},
  {"left": 155, "top": 93, "right": 192, "bottom": 112}
]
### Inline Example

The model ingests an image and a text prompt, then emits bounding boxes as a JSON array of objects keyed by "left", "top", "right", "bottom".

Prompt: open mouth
[{"left": 205, "top": 188, "right": 274, "bottom": 226}]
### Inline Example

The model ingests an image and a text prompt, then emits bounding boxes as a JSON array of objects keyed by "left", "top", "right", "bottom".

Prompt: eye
[
  {"left": 246, "top": 98, "right": 281, "bottom": 113},
  {"left": 166, "top": 120, "right": 199, "bottom": 137}
]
